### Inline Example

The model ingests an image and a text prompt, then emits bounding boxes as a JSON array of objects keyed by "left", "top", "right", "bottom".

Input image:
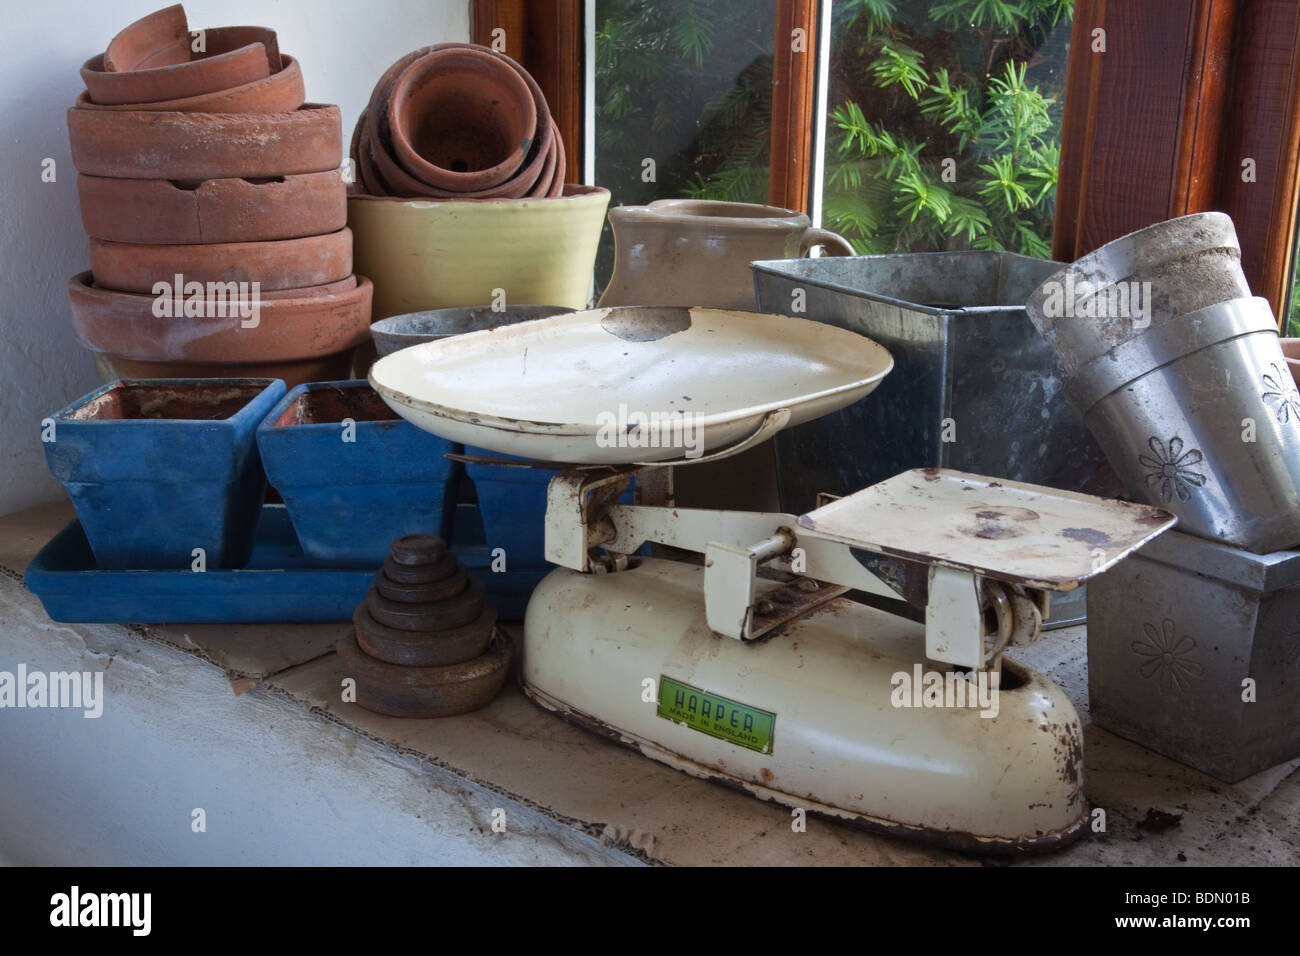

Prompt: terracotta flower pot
[
  {"left": 68, "top": 270, "right": 372, "bottom": 366},
  {"left": 67, "top": 103, "right": 342, "bottom": 180},
  {"left": 104, "top": 6, "right": 280, "bottom": 70},
  {"left": 77, "top": 54, "right": 304, "bottom": 113},
  {"left": 77, "top": 170, "right": 347, "bottom": 244},
  {"left": 102, "top": 3, "right": 191, "bottom": 71},
  {"left": 90, "top": 22, "right": 279, "bottom": 105},
  {"left": 347, "top": 185, "right": 609, "bottom": 318},
  {"left": 387, "top": 47, "right": 536, "bottom": 193},
  {"left": 88, "top": 228, "right": 353, "bottom": 293},
  {"left": 354, "top": 43, "right": 555, "bottom": 200}
]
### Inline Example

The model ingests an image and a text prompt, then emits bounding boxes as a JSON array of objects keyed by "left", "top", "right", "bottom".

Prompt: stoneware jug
[{"left": 597, "top": 198, "right": 855, "bottom": 310}]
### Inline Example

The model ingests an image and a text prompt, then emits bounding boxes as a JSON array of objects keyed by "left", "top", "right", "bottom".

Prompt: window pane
[
  {"left": 593, "top": 0, "right": 775, "bottom": 289},
  {"left": 820, "top": 0, "right": 1073, "bottom": 257}
]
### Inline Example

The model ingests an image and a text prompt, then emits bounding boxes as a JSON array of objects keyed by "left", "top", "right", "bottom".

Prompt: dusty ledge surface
[{"left": 4, "top": 502, "right": 1296, "bottom": 866}]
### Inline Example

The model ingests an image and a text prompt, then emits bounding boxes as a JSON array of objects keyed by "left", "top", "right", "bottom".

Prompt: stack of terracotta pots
[
  {"left": 347, "top": 45, "right": 609, "bottom": 321},
  {"left": 66, "top": 5, "right": 371, "bottom": 386},
  {"left": 352, "top": 43, "right": 564, "bottom": 199}
]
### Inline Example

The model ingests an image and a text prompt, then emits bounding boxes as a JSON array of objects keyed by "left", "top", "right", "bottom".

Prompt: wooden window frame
[
  {"left": 1055, "top": 0, "right": 1300, "bottom": 320},
  {"left": 473, "top": 0, "right": 818, "bottom": 212},
  {"left": 477, "top": 0, "right": 1300, "bottom": 316}
]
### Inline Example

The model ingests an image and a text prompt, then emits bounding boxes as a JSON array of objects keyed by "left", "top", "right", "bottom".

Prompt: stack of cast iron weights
[
  {"left": 338, "top": 535, "right": 512, "bottom": 718},
  {"left": 64, "top": 4, "right": 371, "bottom": 386}
]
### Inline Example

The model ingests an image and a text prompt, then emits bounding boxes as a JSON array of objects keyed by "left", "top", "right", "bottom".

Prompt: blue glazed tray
[{"left": 26, "top": 504, "right": 549, "bottom": 624}]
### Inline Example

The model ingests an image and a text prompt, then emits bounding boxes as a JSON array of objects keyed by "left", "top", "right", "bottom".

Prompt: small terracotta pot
[
  {"left": 77, "top": 170, "right": 347, "bottom": 244},
  {"left": 541, "top": 120, "right": 566, "bottom": 198},
  {"left": 387, "top": 47, "right": 536, "bottom": 193},
  {"left": 104, "top": 6, "right": 280, "bottom": 72},
  {"left": 359, "top": 119, "right": 437, "bottom": 198},
  {"left": 90, "top": 24, "right": 279, "bottom": 105},
  {"left": 68, "top": 103, "right": 342, "bottom": 180},
  {"left": 88, "top": 228, "right": 354, "bottom": 293},
  {"left": 68, "top": 270, "right": 373, "bottom": 364},
  {"left": 354, "top": 44, "right": 554, "bottom": 200},
  {"left": 77, "top": 54, "right": 304, "bottom": 113},
  {"left": 102, "top": 4, "right": 190, "bottom": 71}
]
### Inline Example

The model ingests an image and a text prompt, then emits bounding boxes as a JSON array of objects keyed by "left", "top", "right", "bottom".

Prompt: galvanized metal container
[
  {"left": 751, "top": 252, "right": 1124, "bottom": 627},
  {"left": 1087, "top": 528, "right": 1300, "bottom": 782},
  {"left": 1062, "top": 297, "right": 1300, "bottom": 554},
  {"left": 750, "top": 252, "right": 1123, "bottom": 508}
]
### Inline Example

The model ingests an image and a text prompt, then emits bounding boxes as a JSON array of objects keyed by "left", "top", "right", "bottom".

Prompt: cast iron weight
[{"left": 338, "top": 534, "right": 511, "bottom": 717}]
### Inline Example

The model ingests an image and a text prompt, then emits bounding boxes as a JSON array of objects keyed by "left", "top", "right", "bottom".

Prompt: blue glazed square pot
[
  {"left": 42, "top": 378, "right": 285, "bottom": 570},
  {"left": 257, "top": 380, "right": 459, "bottom": 567}
]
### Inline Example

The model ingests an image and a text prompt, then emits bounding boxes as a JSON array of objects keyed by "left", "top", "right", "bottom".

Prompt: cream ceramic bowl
[
  {"left": 369, "top": 306, "right": 894, "bottom": 464},
  {"left": 348, "top": 184, "right": 610, "bottom": 319}
]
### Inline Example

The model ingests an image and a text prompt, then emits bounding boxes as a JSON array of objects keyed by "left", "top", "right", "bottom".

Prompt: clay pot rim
[
  {"left": 78, "top": 169, "right": 342, "bottom": 193},
  {"left": 618, "top": 198, "right": 810, "bottom": 231},
  {"left": 76, "top": 170, "right": 347, "bottom": 245},
  {"left": 88, "top": 226, "right": 352, "bottom": 258},
  {"left": 75, "top": 270, "right": 359, "bottom": 302},
  {"left": 87, "top": 228, "right": 353, "bottom": 294},
  {"left": 69, "top": 272, "right": 374, "bottom": 363},
  {"left": 50, "top": 377, "right": 285, "bottom": 425},
  {"left": 76, "top": 54, "right": 302, "bottom": 112},
  {"left": 67, "top": 103, "right": 343, "bottom": 180},
  {"left": 346, "top": 183, "right": 607, "bottom": 207},
  {"left": 89, "top": 22, "right": 280, "bottom": 106},
  {"left": 69, "top": 99, "right": 339, "bottom": 124},
  {"left": 102, "top": 3, "right": 189, "bottom": 71},
  {"left": 386, "top": 46, "right": 537, "bottom": 192},
  {"left": 362, "top": 112, "right": 552, "bottom": 200},
  {"left": 103, "top": 10, "right": 279, "bottom": 74}
]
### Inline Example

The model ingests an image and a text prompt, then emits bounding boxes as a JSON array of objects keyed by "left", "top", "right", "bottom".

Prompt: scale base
[{"left": 522, "top": 559, "right": 1090, "bottom": 856}]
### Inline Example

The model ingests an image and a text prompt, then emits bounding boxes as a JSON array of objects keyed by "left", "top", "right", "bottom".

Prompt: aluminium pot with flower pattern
[{"left": 1061, "top": 296, "right": 1300, "bottom": 554}]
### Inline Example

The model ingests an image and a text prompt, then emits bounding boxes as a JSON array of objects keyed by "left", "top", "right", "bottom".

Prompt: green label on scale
[{"left": 657, "top": 676, "right": 776, "bottom": 754}]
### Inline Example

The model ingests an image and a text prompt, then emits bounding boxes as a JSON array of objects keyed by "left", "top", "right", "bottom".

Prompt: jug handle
[{"left": 799, "top": 227, "right": 855, "bottom": 257}]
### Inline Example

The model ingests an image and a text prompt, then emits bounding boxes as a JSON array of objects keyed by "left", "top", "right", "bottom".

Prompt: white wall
[{"left": 0, "top": 0, "right": 471, "bottom": 516}]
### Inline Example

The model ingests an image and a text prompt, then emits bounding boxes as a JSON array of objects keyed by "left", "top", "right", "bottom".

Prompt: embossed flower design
[
  {"left": 1262, "top": 363, "right": 1300, "bottom": 424},
  {"left": 1138, "top": 436, "right": 1206, "bottom": 503},
  {"left": 1132, "top": 619, "right": 1204, "bottom": 692}
]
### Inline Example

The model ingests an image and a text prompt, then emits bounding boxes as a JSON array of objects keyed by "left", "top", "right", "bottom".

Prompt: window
[{"left": 475, "top": 0, "right": 1300, "bottom": 319}]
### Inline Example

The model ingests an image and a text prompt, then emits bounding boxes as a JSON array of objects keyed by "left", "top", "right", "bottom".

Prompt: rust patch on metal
[
  {"left": 1062, "top": 527, "right": 1112, "bottom": 547},
  {"left": 524, "top": 682, "right": 1092, "bottom": 857}
]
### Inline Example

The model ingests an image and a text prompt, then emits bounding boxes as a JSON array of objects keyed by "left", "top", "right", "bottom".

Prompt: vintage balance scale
[{"left": 370, "top": 305, "right": 1175, "bottom": 854}]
